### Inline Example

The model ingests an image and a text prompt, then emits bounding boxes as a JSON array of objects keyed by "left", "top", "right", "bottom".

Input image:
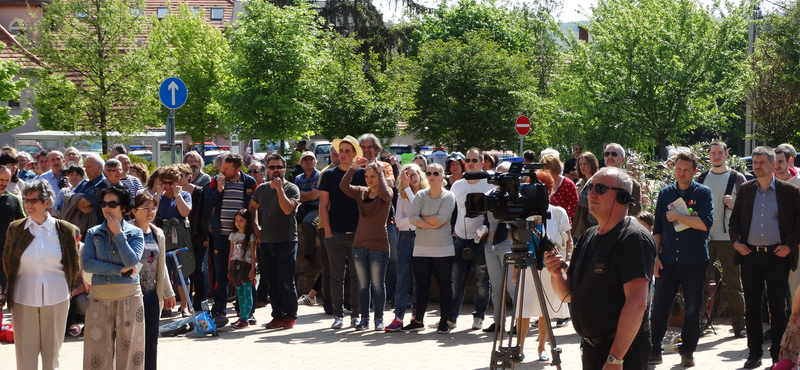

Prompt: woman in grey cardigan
[{"left": 401, "top": 163, "right": 456, "bottom": 333}]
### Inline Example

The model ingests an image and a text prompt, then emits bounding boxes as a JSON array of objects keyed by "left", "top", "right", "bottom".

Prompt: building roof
[
  {"left": 0, "top": 0, "right": 50, "bottom": 5},
  {"left": 0, "top": 23, "right": 40, "bottom": 68}
]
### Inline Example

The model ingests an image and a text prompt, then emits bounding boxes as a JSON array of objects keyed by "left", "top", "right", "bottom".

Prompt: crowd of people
[{"left": 4, "top": 136, "right": 800, "bottom": 370}]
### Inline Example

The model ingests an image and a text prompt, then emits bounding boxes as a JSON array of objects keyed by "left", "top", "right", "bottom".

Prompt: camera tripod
[{"left": 490, "top": 219, "right": 562, "bottom": 370}]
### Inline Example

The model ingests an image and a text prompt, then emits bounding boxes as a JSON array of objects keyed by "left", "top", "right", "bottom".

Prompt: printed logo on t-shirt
[{"left": 594, "top": 263, "right": 605, "bottom": 274}]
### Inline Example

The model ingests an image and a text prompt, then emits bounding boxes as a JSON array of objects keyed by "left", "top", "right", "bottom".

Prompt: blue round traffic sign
[{"left": 159, "top": 77, "right": 188, "bottom": 109}]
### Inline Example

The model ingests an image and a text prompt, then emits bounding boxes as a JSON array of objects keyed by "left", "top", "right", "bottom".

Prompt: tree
[
  {"left": 148, "top": 4, "right": 230, "bottom": 156},
  {"left": 214, "top": 0, "right": 325, "bottom": 142},
  {"left": 0, "top": 45, "right": 31, "bottom": 131},
  {"left": 748, "top": 2, "right": 800, "bottom": 147},
  {"left": 563, "top": 0, "right": 751, "bottom": 159},
  {"left": 406, "top": 32, "right": 539, "bottom": 152},
  {"left": 20, "top": 0, "right": 160, "bottom": 154}
]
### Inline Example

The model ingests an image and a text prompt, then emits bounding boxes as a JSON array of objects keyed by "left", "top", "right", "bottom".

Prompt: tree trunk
[{"left": 657, "top": 133, "right": 668, "bottom": 161}]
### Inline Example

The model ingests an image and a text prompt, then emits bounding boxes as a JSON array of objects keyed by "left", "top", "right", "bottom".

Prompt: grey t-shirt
[
  {"left": 252, "top": 181, "right": 300, "bottom": 243},
  {"left": 701, "top": 169, "right": 746, "bottom": 240}
]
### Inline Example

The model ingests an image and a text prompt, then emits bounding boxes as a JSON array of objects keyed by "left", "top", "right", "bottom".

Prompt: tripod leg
[{"left": 530, "top": 267, "right": 562, "bottom": 370}]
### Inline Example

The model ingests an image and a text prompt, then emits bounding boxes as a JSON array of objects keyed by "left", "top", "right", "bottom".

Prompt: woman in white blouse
[{"left": 2, "top": 180, "right": 80, "bottom": 370}]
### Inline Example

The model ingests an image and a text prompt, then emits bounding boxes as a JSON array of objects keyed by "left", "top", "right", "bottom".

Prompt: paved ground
[{"left": 0, "top": 300, "right": 768, "bottom": 370}]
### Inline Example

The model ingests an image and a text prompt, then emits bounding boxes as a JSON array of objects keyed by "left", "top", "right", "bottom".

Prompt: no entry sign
[{"left": 516, "top": 116, "right": 530, "bottom": 136}]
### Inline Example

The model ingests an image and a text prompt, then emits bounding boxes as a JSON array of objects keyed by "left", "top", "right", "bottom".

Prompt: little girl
[{"left": 228, "top": 209, "right": 257, "bottom": 329}]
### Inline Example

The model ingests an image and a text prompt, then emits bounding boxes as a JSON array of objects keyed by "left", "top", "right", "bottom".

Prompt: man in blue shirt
[
  {"left": 294, "top": 151, "right": 320, "bottom": 269},
  {"left": 649, "top": 152, "right": 713, "bottom": 367}
]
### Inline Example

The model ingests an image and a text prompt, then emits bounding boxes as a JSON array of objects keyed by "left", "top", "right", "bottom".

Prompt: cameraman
[{"left": 440, "top": 147, "right": 494, "bottom": 330}]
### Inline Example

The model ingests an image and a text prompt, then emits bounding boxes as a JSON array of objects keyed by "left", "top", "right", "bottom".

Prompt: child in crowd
[
  {"left": 228, "top": 209, "right": 258, "bottom": 329},
  {"left": 637, "top": 211, "right": 654, "bottom": 232}
]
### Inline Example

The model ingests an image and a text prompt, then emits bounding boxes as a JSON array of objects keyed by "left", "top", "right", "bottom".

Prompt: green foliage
[
  {"left": 202, "top": 162, "right": 217, "bottom": 176},
  {"left": 562, "top": 0, "right": 751, "bottom": 159},
  {"left": 128, "top": 153, "right": 156, "bottom": 174},
  {"left": 20, "top": 0, "right": 161, "bottom": 153},
  {"left": 148, "top": 4, "right": 230, "bottom": 147},
  {"left": 0, "top": 46, "right": 31, "bottom": 131}
]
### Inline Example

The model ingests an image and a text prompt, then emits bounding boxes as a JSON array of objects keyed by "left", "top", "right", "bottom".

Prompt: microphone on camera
[{"left": 463, "top": 171, "right": 492, "bottom": 180}]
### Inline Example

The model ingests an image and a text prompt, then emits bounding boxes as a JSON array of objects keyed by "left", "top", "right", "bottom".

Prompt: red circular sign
[{"left": 515, "top": 116, "right": 531, "bottom": 136}]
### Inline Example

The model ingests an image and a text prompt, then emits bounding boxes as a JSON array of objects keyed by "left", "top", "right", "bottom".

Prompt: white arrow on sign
[{"left": 168, "top": 81, "right": 179, "bottom": 106}]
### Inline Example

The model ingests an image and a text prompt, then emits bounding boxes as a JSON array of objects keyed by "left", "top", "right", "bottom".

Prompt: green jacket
[{"left": 3, "top": 218, "right": 80, "bottom": 309}]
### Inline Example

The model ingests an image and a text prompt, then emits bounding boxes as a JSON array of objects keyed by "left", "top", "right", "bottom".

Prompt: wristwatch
[{"left": 607, "top": 355, "right": 624, "bottom": 365}]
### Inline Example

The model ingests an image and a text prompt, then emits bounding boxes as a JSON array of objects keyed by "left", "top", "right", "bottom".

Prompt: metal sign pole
[
  {"left": 168, "top": 108, "right": 176, "bottom": 164},
  {"left": 519, "top": 135, "right": 523, "bottom": 157}
]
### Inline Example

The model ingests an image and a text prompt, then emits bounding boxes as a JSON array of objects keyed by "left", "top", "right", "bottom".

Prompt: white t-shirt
[
  {"left": 229, "top": 232, "right": 257, "bottom": 264},
  {"left": 430, "top": 151, "right": 448, "bottom": 167},
  {"left": 450, "top": 178, "right": 495, "bottom": 239}
]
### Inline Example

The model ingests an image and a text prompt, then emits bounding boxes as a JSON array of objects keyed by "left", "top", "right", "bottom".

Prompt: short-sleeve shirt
[
  {"left": 139, "top": 231, "right": 159, "bottom": 293},
  {"left": 568, "top": 218, "right": 656, "bottom": 339},
  {"left": 563, "top": 157, "right": 577, "bottom": 175},
  {"left": 120, "top": 176, "right": 143, "bottom": 196},
  {"left": 252, "top": 181, "right": 301, "bottom": 243},
  {"left": 318, "top": 167, "right": 365, "bottom": 233},
  {"left": 294, "top": 169, "right": 320, "bottom": 206},
  {"left": 157, "top": 191, "right": 193, "bottom": 221},
  {"left": 229, "top": 232, "right": 256, "bottom": 263}
]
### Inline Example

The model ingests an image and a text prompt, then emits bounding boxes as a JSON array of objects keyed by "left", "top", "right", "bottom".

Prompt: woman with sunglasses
[
  {"left": 131, "top": 192, "right": 175, "bottom": 370},
  {"left": 3, "top": 180, "right": 79, "bottom": 370},
  {"left": 402, "top": 163, "right": 456, "bottom": 333},
  {"left": 82, "top": 185, "right": 146, "bottom": 370},
  {"left": 572, "top": 152, "right": 600, "bottom": 240},
  {"left": 340, "top": 157, "right": 394, "bottom": 330},
  {"left": 385, "top": 163, "right": 429, "bottom": 332},
  {"left": 156, "top": 165, "right": 193, "bottom": 318}
]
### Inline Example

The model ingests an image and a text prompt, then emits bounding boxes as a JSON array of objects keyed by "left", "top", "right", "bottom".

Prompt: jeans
[
  {"left": 297, "top": 206, "right": 319, "bottom": 258},
  {"left": 484, "top": 240, "right": 515, "bottom": 323},
  {"left": 386, "top": 224, "right": 398, "bottom": 305},
  {"left": 142, "top": 289, "right": 159, "bottom": 370},
  {"left": 450, "top": 237, "right": 490, "bottom": 321},
  {"left": 703, "top": 240, "right": 746, "bottom": 328},
  {"left": 261, "top": 241, "right": 299, "bottom": 320},
  {"left": 325, "top": 232, "right": 360, "bottom": 318},
  {"left": 581, "top": 329, "right": 651, "bottom": 370},
  {"left": 741, "top": 251, "right": 791, "bottom": 360},
  {"left": 651, "top": 263, "right": 707, "bottom": 355},
  {"left": 414, "top": 256, "right": 454, "bottom": 325},
  {"left": 212, "top": 235, "right": 231, "bottom": 315},
  {"left": 352, "top": 247, "right": 390, "bottom": 321},
  {"left": 393, "top": 230, "right": 416, "bottom": 319}
]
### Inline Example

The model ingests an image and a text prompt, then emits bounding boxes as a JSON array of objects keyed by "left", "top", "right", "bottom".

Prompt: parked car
[
  {"left": 307, "top": 141, "right": 332, "bottom": 170},
  {"left": 17, "top": 141, "right": 44, "bottom": 155}
]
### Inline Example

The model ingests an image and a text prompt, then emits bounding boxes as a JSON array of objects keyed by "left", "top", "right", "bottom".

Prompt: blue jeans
[
  {"left": 260, "top": 241, "right": 299, "bottom": 320},
  {"left": 212, "top": 235, "right": 230, "bottom": 315},
  {"left": 650, "top": 263, "right": 707, "bottom": 354},
  {"left": 351, "top": 247, "right": 390, "bottom": 321},
  {"left": 450, "top": 237, "right": 490, "bottom": 321},
  {"left": 393, "top": 230, "right": 416, "bottom": 319},
  {"left": 386, "top": 225, "right": 398, "bottom": 306}
]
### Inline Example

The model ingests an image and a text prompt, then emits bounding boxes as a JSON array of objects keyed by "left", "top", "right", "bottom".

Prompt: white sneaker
[
  {"left": 428, "top": 320, "right": 457, "bottom": 329},
  {"left": 472, "top": 317, "right": 483, "bottom": 330},
  {"left": 297, "top": 294, "right": 316, "bottom": 305}
]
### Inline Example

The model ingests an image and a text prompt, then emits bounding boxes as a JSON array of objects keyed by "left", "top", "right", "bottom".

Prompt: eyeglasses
[
  {"left": 162, "top": 181, "right": 174, "bottom": 185},
  {"left": 574, "top": 147, "right": 583, "bottom": 152},
  {"left": 106, "top": 168, "right": 123, "bottom": 173},
  {"left": 426, "top": 171, "right": 441, "bottom": 177},
  {"left": 586, "top": 182, "right": 626, "bottom": 195},
  {"left": 465, "top": 158, "right": 480, "bottom": 163},
  {"left": 99, "top": 201, "right": 120, "bottom": 208},
  {"left": 23, "top": 198, "right": 43, "bottom": 205},
  {"left": 136, "top": 207, "right": 157, "bottom": 213},
  {"left": 268, "top": 166, "right": 284, "bottom": 170},
  {"left": 248, "top": 170, "right": 260, "bottom": 174},
  {"left": 604, "top": 152, "right": 619, "bottom": 157}
]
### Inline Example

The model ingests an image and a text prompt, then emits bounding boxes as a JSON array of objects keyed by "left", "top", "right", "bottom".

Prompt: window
[
  {"left": 157, "top": 7, "right": 169, "bottom": 19},
  {"left": 191, "top": 7, "right": 200, "bottom": 15},
  {"left": 210, "top": 8, "right": 223, "bottom": 20},
  {"left": 8, "top": 100, "right": 20, "bottom": 108},
  {"left": 131, "top": 7, "right": 143, "bottom": 17},
  {"left": 8, "top": 21, "right": 22, "bottom": 34}
]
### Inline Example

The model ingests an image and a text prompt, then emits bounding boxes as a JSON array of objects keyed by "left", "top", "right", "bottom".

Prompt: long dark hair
[{"left": 235, "top": 209, "right": 254, "bottom": 251}]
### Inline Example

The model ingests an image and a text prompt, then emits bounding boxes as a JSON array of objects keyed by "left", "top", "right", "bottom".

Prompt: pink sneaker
[{"left": 385, "top": 318, "right": 404, "bottom": 332}]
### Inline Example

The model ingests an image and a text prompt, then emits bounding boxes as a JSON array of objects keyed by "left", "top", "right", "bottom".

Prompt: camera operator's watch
[{"left": 607, "top": 355, "right": 624, "bottom": 365}]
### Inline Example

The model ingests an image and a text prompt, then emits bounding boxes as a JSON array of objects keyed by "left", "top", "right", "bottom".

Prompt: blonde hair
[
  {"left": 428, "top": 163, "right": 447, "bottom": 187},
  {"left": 397, "top": 163, "right": 429, "bottom": 199},
  {"left": 540, "top": 154, "right": 563, "bottom": 176}
]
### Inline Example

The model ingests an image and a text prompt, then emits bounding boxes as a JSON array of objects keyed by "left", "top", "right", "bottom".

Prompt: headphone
[{"left": 616, "top": 189, "right": 633, "bottom": 205}]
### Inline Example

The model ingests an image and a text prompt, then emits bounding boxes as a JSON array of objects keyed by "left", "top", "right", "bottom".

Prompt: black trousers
[
  {"left": 412, "top": 256, "right": 454, "bottom": 326},
  {"left": 190, "top": 237, "right": 208, "bottom": 311},
  {"left": 741, "top": 251, "right": 791, "bottom": 361},
  {"left": 580, "top": 329, "right": 651, "bottom": 370},
  {"left": 143, "top": 290, "right": 160, "bottom": 370}
]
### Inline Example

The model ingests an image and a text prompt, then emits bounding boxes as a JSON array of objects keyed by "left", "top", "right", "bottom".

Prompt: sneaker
[
  {"left": 264, "top": 318, "right": 283, "bottom": 329},
  {"left": 374, "top": 319, "right": 384, "bottom": 331},
  {"left": 555, "top": 318, "right": 570, "bottom": 327},
  {"left": 680, "top": 352, "right": 695, "bottom": 367},
  {"left": 331, "top": 317, "right": 344, "bottom": 329},
  {"left": 180, "top": 308, "right": 190, "bottom": 318},
  {"left": 734, "top": 325, "right": 747, "bottom": 338},
  {"left": 231, "top": 318, "right": 249, "bottom": 329},
  {"left": 436, "top": 324, "right": 450, "bottom": 334},
  {"left": 472, "top": 317, "right": 484, "bottom": 330},
  {"left": 482, "top": 323, "right": 497, "bottom": 333},
  {"left": 428, "top": 320, "right": 457, "bottom": 329},
  {"left": 385, "top": 318, "right": 404, "bottom": 332},
  {"left": 350, "top": 317, "right": 359, "bottom": 328},
  {"left": 281, "top": 318, "right": 296, "bottom": 329},
  {"left": 248, "top": 315, "right": 257, "bottom": 325},
  {"left": 68, "top": 323, "right": 82, "bottom": 337},
  {"left": 402, "top": 320, "right": 425, "bottom": 332},
  {"left": 160, "top": 309, "right": 171, "bottom": 318},
  {"left": 355, "top": 319, "right": 370, "bottom": 331},
  {"left": 648, "top": 352, "right": 663, "bottom": 365},
  {"left": 297, "top": 294, "right": 316, "bottom": 305}
]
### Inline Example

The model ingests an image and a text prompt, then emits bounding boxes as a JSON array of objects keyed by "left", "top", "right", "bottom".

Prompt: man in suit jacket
[{"left": 729, "top": 146, "right": 800, "bottom": 369}]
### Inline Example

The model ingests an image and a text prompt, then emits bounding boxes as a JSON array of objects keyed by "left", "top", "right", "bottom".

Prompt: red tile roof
[{"left": 0, "top": 23, "right": 41, "bottom": 68}]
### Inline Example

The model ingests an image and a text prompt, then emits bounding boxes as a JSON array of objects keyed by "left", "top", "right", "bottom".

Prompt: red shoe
[
  {"left": 281, "top": 318, "right": 296, "bottom": 329},
  {"left": 264, "top": 318, "right": 283, "bottom": 329}
]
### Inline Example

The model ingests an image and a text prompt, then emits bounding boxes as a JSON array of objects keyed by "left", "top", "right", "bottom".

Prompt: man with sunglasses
[
  {"left": 249, "top": 153, "right": 301, "bottom": 329},
  {"left": 544, "top": 167, "right": 656, "bottom": 370},
  {"left": 248, "top": 161, "right": 266, "bottom": 184},
  {"left": 603, "top": 143, "right": 642, "bottom": 216},
  {"left": 563, "top": 143, "right": 583, "bottom": 182},
  {"left": 649, "top": 152, "right": 714, "bottom": 367}
]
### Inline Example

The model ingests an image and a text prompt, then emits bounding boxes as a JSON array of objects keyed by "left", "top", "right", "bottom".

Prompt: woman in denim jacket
[{"left": 81, "top": 185, "right": 145, "bottom": 370}]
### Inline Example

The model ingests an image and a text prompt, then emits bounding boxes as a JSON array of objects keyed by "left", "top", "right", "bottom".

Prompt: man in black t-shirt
[
  {"left": 563, "top": 142, "right": 583, "bottom": 181},
  {"left": 545, "top": 167, "right": 656, "bottom": 370},
  {"left": 318, "top": 135, "right": 366, "bottom": 329}
]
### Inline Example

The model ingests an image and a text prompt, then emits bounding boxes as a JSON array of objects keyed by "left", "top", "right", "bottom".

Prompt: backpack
[{"left": 696, "top": 169, "right": 739, "bottom": 233}]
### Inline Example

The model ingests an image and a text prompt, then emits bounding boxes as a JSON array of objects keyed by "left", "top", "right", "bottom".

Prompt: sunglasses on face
[
  {"left": 465, "top": 158, "right": 480, "bottom": 163},
  {"left": 268, "top": 166, "right": 284, "bottom": 170},
  {"left": 99, "top": 201, "right": 121, "bottom": 208},
  {"left": 248, "top": 170, "right": 260, "bottom": 174},
  {"left": 162, "top": 181, "right": 175, "bottom": 185},
  {"left": 23, "top": 198, "right": 43, "bottom": 205},
  {"left": 586, "top": 182, "right": 625, "bottom": 195},
  {"left": 426, "top": 171, "right": 441, "bottom": 177},
  {"left": 604, "top": 152, "right": 619, "bottom": 157}
]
